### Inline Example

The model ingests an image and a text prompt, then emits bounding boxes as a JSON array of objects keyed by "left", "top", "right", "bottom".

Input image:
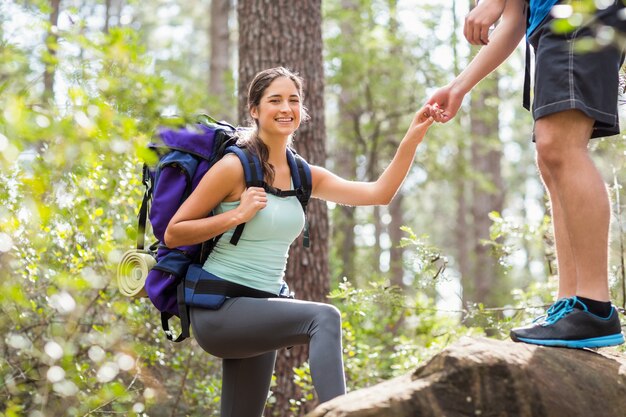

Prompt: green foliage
[
  {"left": 295, "top": 229, "right": 473, "bottom": 400},
  {"left": 0, "top": 5, "right": 220, "bottom": 415},
  {"left": 323, "top": 0, "right": 454, "bottom": 287}
]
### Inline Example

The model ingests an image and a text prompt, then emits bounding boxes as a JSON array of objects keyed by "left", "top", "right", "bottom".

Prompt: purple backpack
[{"left": 136, "top": 117, "right": 312, "bottom": 341}]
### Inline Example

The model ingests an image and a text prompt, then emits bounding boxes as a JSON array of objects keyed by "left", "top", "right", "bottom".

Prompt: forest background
[{"left": 2, "top": 0, "right": 626, "bottom": 416}]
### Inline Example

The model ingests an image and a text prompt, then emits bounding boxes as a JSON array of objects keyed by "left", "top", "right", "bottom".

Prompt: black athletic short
[{"left": 528, "top": 0, "right": 626, "bottom": 138}]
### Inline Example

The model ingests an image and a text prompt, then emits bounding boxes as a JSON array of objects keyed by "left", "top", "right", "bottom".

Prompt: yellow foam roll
[{"left": 117, "top": 250, "right": 156, "bottom": 298}]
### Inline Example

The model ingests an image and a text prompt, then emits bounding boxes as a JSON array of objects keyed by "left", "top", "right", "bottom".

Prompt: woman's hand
[
  {"left": 406, "top": 104, "right": 436, "bottom": 144},
  {"left": 236, "top": 186, "right": 267, "bottom": 223}
]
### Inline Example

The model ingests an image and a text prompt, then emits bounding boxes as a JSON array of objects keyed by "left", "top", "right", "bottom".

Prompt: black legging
[{"left": 190, "top": 297, "right": 346, "bottom": 417}]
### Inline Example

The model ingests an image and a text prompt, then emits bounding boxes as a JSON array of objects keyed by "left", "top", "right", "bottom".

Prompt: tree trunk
[
  {"left": 373, "top": 205, "right": 383, "bottom": 274},
  {"left": 102, "top": 0, "right": 113, "bottom": 34},
  {"left": 332, "top": 0, "right": 359, "bottom": 283},
  {"left": 449, "top": 0, "right": 473, "bottom": 308},
  {"left": 333, "top": 148, "right": 357, "bottom": 282},
  {"left": 104, "top": 0, "right": 111, "bottom": 33},
  {"left": 386, "top": 0, "right": 404, "bottom": 288},
  {"left": 459, "top": 0, "right": 505, "bottom": 310},
  {"left": 43, "top": 0, "right": 61, "bottom": 103},
  {"left": 469, "top": 75, "right": 504, "bottom": 306},
  {"left": 389, "top": 193, "right": 405, "bottom": 287},
  {"left": 209, "top": 0, "right": 233, "bottom": 120},
  {"left": 456, "top": 177, "right": 472, "bottom": 300},
  {"left": 237, "top": 1, "right": 328, "bottom": 415}
]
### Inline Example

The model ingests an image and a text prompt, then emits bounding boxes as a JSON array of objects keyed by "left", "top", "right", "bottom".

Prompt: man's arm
[{"left": 429, "top": 0, "right": 526, "bottom": 122}]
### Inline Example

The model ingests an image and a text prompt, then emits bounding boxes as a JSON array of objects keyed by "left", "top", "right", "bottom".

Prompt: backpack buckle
[{"left": 142, "top": 164, "right": 151, "bottom": 186}]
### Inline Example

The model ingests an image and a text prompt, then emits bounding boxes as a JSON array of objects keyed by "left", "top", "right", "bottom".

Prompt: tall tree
[
  {"left": 468, "top": 76, "right": 504, "bottom": 305},
  {"left": 104, "top": 0, "right": 111, "bottom": 33},
  {"left": 209, "top": 0, "right": 233, "bottom": 120},
  {"left": 237, "top": 1, "right": 328, "bottom": 414},
  {"left": 386, "top": 0, "right": 406, "bottom": 287},
  {"left": 43, "top": 0, "right": 61, "bottom": 103},
  {"left": 331, "top": 0, "right": 359, "bottom": 284},
  {"left": 450, "top": 0, "right": 473, "bottom": 290},
  {"left": 462, "top": 0, "right": 505, "bottom": 309}
]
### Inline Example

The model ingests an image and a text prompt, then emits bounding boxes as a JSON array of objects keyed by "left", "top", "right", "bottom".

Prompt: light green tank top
[{"left": 202, "top": 191, "right": 305, "bottom": 294}]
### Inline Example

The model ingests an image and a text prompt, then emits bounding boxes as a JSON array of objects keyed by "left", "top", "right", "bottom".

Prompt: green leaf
[{"left": 550, "top": 18, "right": 578, "bottom": 34}]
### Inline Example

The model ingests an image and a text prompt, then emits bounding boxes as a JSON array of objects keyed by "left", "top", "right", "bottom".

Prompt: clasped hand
[{"left": 237, "top": 186, "right": 268, "bottom": 222}]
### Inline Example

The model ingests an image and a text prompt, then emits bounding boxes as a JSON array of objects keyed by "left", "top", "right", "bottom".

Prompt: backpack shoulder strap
[
  {"left": 286, "top": 149, "right": 312, "bottom": 248},
  {"left": 137, "top": 163, "right": 152, "bottom": 250},
  {"left": 285, "top": 149, "right": 311, "bottom": 209},
  {"left": 225, "top": 145, "right": 263, "bottom": 187},
  {"left": 223, "top": 145, "right": 264, "bottom": 245}
]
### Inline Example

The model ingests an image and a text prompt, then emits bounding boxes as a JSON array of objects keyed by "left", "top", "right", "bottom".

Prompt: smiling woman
[{"left": 163, "top": 66, "right": 436, "bottom": 417}]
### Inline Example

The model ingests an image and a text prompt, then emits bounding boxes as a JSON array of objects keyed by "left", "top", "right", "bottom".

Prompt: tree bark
[
  {"left": 332, "top": 0, "right": 359, "bottom": 283},
  {"left": 373, "top": 205, "right": 383, "bottom": 274},
  {"left": 386, "top": 0, "right": 404, "bottom": 288},
  {"left": 456, "top": 177, "right": 472, "bottom": 293},
  {"left": 209, "top": 0, "right": 232, "bottom": 120},
  {"left": 104, "top": 0, "right": 111, "bottom": 33},
  {"left": 333, "top": 157, "right": 357, "bottom": 282},
  {"left": 389, "top": 194, "right": 404, "bottom": 287},
  {"left": 469, "top": 76, "right": 504, "bottom": 306},
  {"left": 461, "top": 0, "right": 505, "bottom": 309},
  {"left": 43, "top": 0, "right": 61, "bottom": 103},
  {"left": 237, "top": 1, "right": 328, "bottom": 415}
]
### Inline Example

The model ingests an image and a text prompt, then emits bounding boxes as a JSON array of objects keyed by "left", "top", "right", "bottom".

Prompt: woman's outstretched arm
[{"left": 310, "top": 104, "right": 435, "bottom": 206}]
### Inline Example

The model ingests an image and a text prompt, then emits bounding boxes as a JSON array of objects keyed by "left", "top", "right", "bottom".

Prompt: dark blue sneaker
[{"left": 510, "top": 296, "right": 624, "bottom": 349}]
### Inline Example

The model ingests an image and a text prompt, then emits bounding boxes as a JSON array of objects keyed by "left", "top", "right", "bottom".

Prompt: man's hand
[
  {"left": 427, "top": 84, "right": 465, "bottom": 123},
  {"left": 464, "top": 0, "right": 507, "bottom": 45}
]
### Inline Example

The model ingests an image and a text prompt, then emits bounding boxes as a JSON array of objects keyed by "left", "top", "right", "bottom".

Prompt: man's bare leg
[
  {"left": 536, "top": 157, "right": 577, "bottom": 298},
  {"left": 534, "top": 109, "right": 610, "bottom": 302}
]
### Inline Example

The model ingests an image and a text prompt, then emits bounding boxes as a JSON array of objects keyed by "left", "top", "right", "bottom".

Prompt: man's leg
[
  {"left": 534, "top": 109, "right": 610, "bottom": 302},
  {"left": 510, "top": 109, "right": 622, "bottom": 348},
  {"left": 511, "top": 0, "right": 624, "bottom": 348},
  {"left": 536, "top": 156, "right": 577, "bottom": 298}
]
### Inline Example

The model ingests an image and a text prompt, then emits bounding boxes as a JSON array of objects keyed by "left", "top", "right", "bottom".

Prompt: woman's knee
[{"left": 314, "top": 304, "right": 342, "bottom": 335}]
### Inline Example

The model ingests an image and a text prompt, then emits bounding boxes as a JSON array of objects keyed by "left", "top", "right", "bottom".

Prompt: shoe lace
[
  {"left": 531, "top": 314, "right": 546, "bottom": 324},
  {"left": 531, "top": 299, "right": 568, "bottom": 324},
  {"left": 541, "top": 296, "right": 579, "bottom": 326}
]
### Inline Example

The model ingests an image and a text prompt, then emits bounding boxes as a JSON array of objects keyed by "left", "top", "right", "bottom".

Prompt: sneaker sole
[{"left": 513, "top": 333, "right": 625, "bottom": 349}]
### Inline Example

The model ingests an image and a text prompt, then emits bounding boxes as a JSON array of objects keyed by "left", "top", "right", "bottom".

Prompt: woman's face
[{"left": 251, "top": 76, "right": 302, "bottom": 141}]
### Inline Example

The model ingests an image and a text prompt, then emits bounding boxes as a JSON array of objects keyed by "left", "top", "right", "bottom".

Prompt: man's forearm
[{"left": 455, "top": 0, "right": 526, "bottom": 94}]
